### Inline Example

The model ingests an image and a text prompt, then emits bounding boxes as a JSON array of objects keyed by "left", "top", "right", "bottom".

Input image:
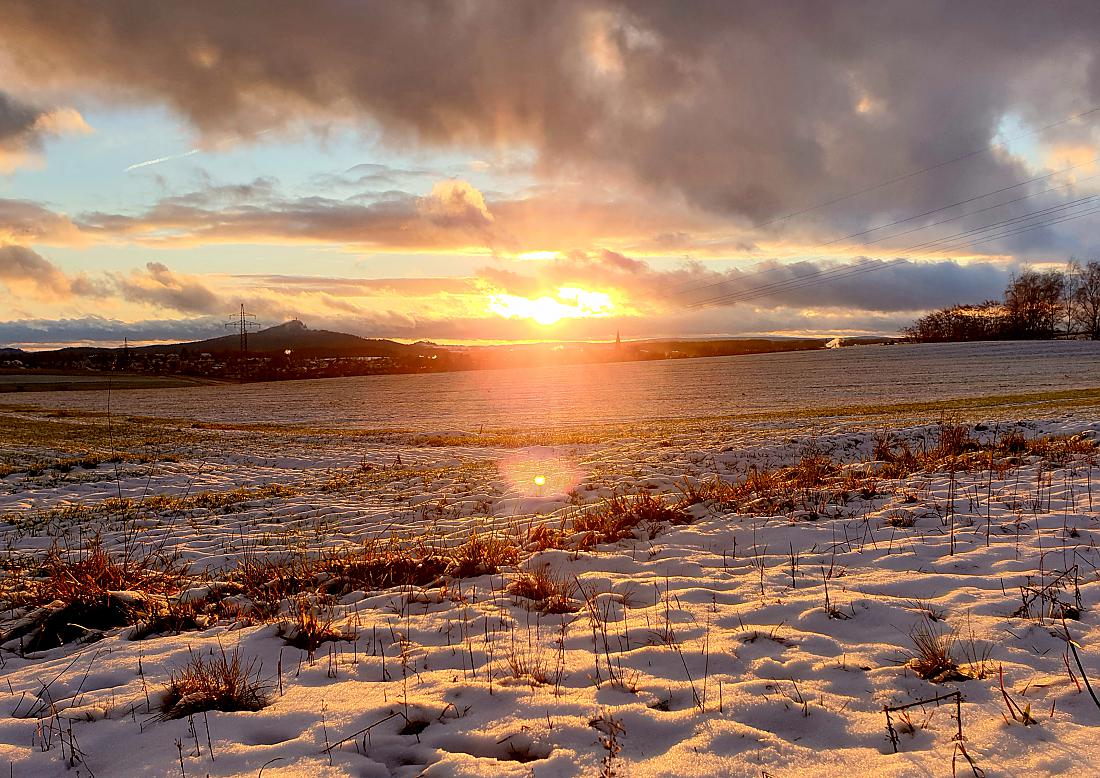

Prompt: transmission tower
[{"left": 225, "top": 304, "right": 260, "bottom": 359}]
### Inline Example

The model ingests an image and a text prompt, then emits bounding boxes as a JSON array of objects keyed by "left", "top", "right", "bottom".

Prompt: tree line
[{"left": 904, "top": 260, "right": 1100, "bottom": 342}]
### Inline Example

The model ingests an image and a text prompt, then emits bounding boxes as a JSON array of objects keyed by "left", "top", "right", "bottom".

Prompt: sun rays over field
[{"left": 487, "top": 286, "right": 618, "bottom": 326}]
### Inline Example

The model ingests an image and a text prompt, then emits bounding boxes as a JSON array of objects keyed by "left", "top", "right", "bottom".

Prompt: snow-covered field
[{"left": 1, "top": 397, "right": 1100, "bottom": 777}]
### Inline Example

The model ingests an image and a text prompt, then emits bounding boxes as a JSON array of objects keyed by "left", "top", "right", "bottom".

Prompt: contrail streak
[{"left": 124, "top": 148, "right": 199, "bottom": 171}]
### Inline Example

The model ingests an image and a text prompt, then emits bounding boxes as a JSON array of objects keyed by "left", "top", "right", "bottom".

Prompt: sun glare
[{"left": 488, "top": 286, "right": 616, "bottom": 325}]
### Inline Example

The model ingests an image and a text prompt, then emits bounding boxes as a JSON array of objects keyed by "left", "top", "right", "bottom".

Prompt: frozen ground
[{"left": 0, "top": 399, "right": 1099, "bottom": 777}]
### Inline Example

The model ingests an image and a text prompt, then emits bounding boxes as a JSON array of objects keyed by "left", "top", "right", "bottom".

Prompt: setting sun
[{"left": 487, "top": 286, "right": 615, "bottom": 325}]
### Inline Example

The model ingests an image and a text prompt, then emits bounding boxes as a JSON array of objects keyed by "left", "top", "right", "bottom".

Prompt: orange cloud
[{"left": 0, "top": 199, "right": 87, "bottom": 245}]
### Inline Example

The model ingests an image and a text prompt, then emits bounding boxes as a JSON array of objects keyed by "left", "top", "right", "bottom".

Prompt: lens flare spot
[{"left": 499, "top": 449, "right": 583, "bottom": 497}]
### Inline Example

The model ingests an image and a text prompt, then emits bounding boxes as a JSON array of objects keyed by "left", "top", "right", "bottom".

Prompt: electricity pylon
[{"left": 226, "top": 304, "right": 260, "bottom": 356}]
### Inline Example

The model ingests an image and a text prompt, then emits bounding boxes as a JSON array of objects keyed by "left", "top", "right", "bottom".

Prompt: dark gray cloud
[
  {"left": 2, "top": 0, "right": 1099, "bottom": 241},
  {"left": 477, "top": 252, "right": 1014, "bottom": 315},
  {"left": 666, "top": 258, "right": 1014, "bottom": 313},
  {"left": 0, "top": 253, "right": 1012, "bottom": 345},
  {"left": 0, "top": 91, "right": 42, "bottom": 147},
  {"left": 0, "top": 316, "right": 223, "bottom": 348},
  {"left": 0, "top": 307, "right": 914, "bottom": 348},
  {"left": 0, "top": 90, "right": 88, "bottom": 168},
  {"left": 235, "top": 251, "right": 1009, "bottom": 331},
  {"left": 237, "top": 306, "right": 928, "bottom": 341}
]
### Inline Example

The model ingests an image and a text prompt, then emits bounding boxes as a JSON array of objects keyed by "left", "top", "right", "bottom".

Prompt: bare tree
[
  {"left": 1004, "top": 269, "right": 1065, "bottom": 339},
  {"left": 1072, "top": 260, "right": 1100, "bottom": 340}
]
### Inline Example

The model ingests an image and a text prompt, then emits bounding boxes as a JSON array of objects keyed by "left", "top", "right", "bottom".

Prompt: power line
[
  {"left": 751, "top": 104, "right": 1100, "bottom": 229},
  {"left": 822, "top": 159, "right": 1100, "bottom": 246},
  {"left": 898, "top": 195, "right": 1098, "bottom": 254},
  {"left": 935, "top": 201, "right": 1100, "bottom": 251},
  {"left": 829, "top": 171, "right": 1100, "bottom": 251},
  {"left": 670, "top": 156, "right": 1100, "bottom": 303},
  {"left": 659, "top": 105, "right": 1100, "bottom": 315}
]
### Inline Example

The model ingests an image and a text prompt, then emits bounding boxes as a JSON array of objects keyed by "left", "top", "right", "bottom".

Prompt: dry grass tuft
[
  {"left": 507, "top": 566, "right": 578, "bottom": 613},
  {"left": 932, "top": 419, "right": 976, "bottom": 460},
  {"left": 504, "top": 642, "right": 555, "bottom": 687},
  {"left": 1019, "top": 433, "right": 1096, "bottom": 463},
  {"left": 676, "top": 476, "right": 739, "bottom": 507},
  {"left": 791, "top": 454, "right": 837, "bottom": 487},
  {"left": 279, "top": 596, "right": 357, "bottom": 652},
  {"left": 524, "top": 523, "right": 569, "bottom": 552},
  {"left": 907, "top": 619, "right": 964, "bottom": 681},
  {"left": 447, "top": 531, "right": 521, "bottom": 578},
  {"left": 3, "top": 536, "right": 190, "bottom": 650},
  {"left": 159, "top": 646, "right": 268, "bottom": 720},
  {"left": 231, "top": 541, "right": 451, "bottom": 615},
  {"left": 998, "top": 430, "right": 1028, "bottom": 454},
  {"left": 228, "top": 533, "right": 521, "bottom": 618},
  {"left": 905, "top": 617, "right": 990, "bottom": 682},
  {"left": 229, "top": 553, "right": 319, "bottom": 615},
  {"left": 574, "top": 493, "right": 690, "bottom": 546},
  {"left": 38, "top": 535, "right": 187, "bottom": 605}
]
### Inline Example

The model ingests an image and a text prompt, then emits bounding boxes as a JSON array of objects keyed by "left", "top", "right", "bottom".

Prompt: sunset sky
[{"left": 2, "top": 1, "right": 1100, "bottom": 347}]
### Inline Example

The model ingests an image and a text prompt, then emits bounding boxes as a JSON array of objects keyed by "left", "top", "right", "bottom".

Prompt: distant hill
[
  {"left": 139, "top": 320, "right": 422, "bottom": 357},
  {"left": 10, "top": 322, "right": 891, "bottom": 379},
  {"left": 15, "top": 320, "right": 438, "bottom": 362}
]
